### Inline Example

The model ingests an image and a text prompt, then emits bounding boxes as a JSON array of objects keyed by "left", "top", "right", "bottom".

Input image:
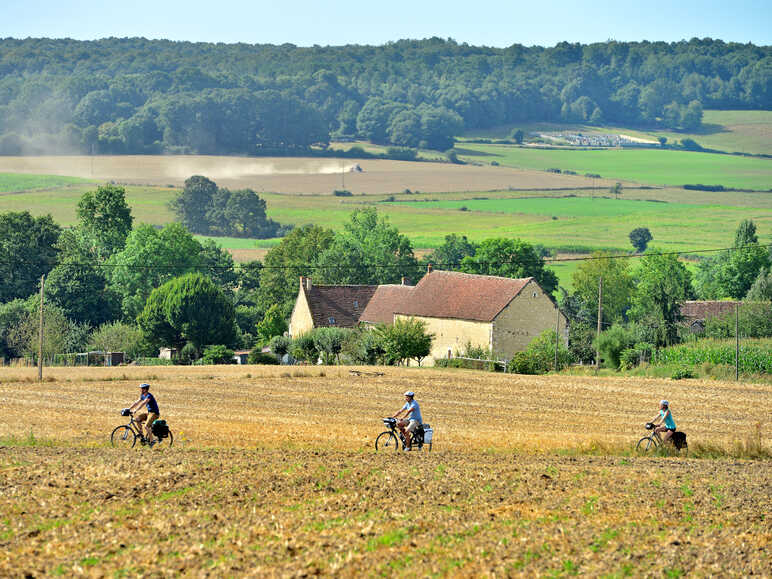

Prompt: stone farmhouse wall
[{"left": 491, "top": 281, "right": 568, "bottom": 356}]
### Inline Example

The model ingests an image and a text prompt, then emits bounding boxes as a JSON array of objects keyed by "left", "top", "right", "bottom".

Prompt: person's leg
[
  {"left": 662, "top": 429, "right": 673, "bottom": 444},
  {"left": 135, "top": 413, "right": 148, "bottom": 441},
  {"left": 146, "top": 413, "right": 159, "bottom": 443}
]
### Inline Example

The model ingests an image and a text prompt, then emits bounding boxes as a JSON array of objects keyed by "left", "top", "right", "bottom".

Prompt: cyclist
[
  {"left": 649, "top": 399, "right": 676, "bottom": 444},
  {"left": 392, "top": 391, "right": 422, "bottom": 451},
  {"left": 127, "top": 383, "right": 160, "bottom": 446}
]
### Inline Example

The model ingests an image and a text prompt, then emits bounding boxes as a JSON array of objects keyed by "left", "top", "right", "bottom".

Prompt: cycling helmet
[
  {"left": 404, "top": 391, "right": 415, "bottom": 397},
  {"left": 139, "top": 383, "right": 150, "bottom": 390},
  {"left": 660, "top": 399, "right": 669, "bottom": 407}
]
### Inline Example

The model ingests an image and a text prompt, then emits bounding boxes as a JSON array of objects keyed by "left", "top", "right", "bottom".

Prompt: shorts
[
  {"left": 666, "top": 427, "right": 676, "bottom": 432},
  {"left": 406, "top": 420, "right": 420, "bottom": 433},
  {"left": 136, "top": 412, "right": 159, "bottom": 427}
]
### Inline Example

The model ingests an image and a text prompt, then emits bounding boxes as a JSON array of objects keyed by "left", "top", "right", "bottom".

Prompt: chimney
[
  {"left": 306, "top": 277, "right": 312, "bottom": 290},
  {"left": 427, "top": 263, "right": 433, "bottom": 273},
  {"left": 300, "top": 276, "right": 312, "bottom": 291},
  {"left": 401, "top": 276, "right": 406, "bottom": 285}
]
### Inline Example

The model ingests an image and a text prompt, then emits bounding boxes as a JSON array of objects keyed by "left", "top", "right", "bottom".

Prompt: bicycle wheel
[
  {"left": 375, "top": 431, "right": 400, "bottom": 451},
  {"left": 111, "top": 425, "right": 136, "bottom": 448},
  {"left": 155, "top": 430, "right": 174, "bottom": 448},
  {"left": 636, "top": 436, "right": 657, "bottom": 452}
]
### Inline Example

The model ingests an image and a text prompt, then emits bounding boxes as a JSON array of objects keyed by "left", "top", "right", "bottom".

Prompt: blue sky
[{"left": 2, "top": 0, "right": 769, "bottom": 47}]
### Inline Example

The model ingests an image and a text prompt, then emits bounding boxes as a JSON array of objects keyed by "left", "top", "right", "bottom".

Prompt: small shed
[{"left": 233, "top": 350, "right": 251, "bottom": 364}]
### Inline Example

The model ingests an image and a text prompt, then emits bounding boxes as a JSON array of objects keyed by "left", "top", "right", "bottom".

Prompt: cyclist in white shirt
[{"left": 392, "top": 391, "right": 422, "bottom": 451}]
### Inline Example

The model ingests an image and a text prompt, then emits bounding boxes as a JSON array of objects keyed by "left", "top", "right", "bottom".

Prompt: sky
[{"left": 2, "top": 0, "right": 770, "bottom": 47}]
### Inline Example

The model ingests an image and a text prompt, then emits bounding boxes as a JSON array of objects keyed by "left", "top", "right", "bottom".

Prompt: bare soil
[{"left": 0, "top": 155, "right": 615, "bottom": 195}]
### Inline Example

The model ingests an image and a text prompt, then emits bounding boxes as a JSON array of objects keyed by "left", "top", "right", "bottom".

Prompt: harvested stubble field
[
  {"left": 1, "top": 366, "right": 770, "bottom": 576},
  {"left": 0, "top": 156, "right": 612, "bottom": 195}
]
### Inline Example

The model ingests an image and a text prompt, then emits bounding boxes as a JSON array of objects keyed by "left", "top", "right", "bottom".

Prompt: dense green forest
[{"left": 0, "top": 37, "right": 769, "bottom": 155}]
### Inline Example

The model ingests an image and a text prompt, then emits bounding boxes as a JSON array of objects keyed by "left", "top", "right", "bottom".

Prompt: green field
[
  {"left": 456, "top": 145, "right": 772, "bottom": 190},
  {"left": 461, "top": 110, "right": 772, "bottom": 156},
  {"left": 0, "top": 172, "right": 90, "bottom": 193}
]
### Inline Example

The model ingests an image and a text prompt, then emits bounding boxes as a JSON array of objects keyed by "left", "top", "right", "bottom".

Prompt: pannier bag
[
  {"left": 672, "top": 431, "right": 687, "bottom": 449},
  {"left": 422, "top": 424, "right": 433, "bottom": 444},
  {"left": 151, "top": 419, "right": 169, "bottom": 439}
]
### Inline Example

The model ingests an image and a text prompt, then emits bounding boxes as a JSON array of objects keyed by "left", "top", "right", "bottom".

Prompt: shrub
[
  {"left": 596, "top": 324, "right": 636, "bottom": 369},
  {"left": 333, "top": 189, "right": 352, "bottom": 197},
  {"left": 269, "top": 335, "right": 291, "bottom": 359},
  {"left": 507, "top": 329, "right": 572, "bottom": 374},
  {"left": 248, "top": 351, "right": 280, "bottom": 365},
  {"left": 342, "top": 327, "right": 385, "bottom": 365},
  {"left": 201, "top": 344, "right": 234, "bottom": 365},
  {"left": 671, "top": 367, "right": 695, "bottom": 380},
  {"left": 178, "top": 342, "right": 199, "bottom": 365},
  {"left": 291, "top": 334, "right": 318, "bottom": 363}
]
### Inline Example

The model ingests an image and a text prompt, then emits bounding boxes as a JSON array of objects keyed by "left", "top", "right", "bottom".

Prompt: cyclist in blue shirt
[
  {"left": 650, "top": 399, "right": 676, "bottom": 444},
  {"left": 392, "top": 391, "right": 422, "bottom": 451},
  {"left": 128, "top": 383, "right": 161, "bottom": 445}
]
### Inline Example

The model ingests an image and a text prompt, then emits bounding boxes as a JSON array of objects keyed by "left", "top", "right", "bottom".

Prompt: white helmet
[
  {"left": 660, "top": 399, "right": 668, "bottom": 407},
  {"left": 404, "top": 391, "right": 415, "bottom": 397}
]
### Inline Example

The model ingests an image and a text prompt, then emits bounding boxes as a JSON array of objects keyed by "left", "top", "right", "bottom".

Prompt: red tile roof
[
  {"left": 359, "top": 284, "right": 414, "bottom": 324},
  {"left": 394, "top": 270, "right": 533, "bottom": 322},
  {"left": 680, "top": 301, "right": 739, "bottom": 322},
  {"left": 303, "top": 284, "right": 379, "bottom": 328}
]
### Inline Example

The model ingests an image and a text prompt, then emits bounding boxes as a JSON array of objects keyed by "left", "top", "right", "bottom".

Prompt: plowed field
[{"left": 1, "top": 366, "right": 770, "bottom": 576}]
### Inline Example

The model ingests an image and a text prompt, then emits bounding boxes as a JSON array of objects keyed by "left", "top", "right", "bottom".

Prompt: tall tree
[
  {"left": 76, "top": 184, "right": 133, "bottom": 259},
  {"left": 0, "top": 212, "right": 60, "bottom": 303},
  {"left": 137, "top": 272, "right": 236, "bottom": 350},
  {"left": 108, "top": 223, "right": 205, "bottom": 319},
  {"left": 316, "top": 208, "right": 420, "bottom": 286},
  {"left": 629, "top": 251, "right": 694, "bottom": 347},
  {"left": 571, "top": 252, "right": 633, "bottom": 325},
  {"left": 170, "top": 175, "right": 218, "bottom": 234},
  {"left": 257, "top": 225, "right": 336, "bottom": 316},
  {"left": 460, "top": 238, "right": 558, "bottom": 294}
]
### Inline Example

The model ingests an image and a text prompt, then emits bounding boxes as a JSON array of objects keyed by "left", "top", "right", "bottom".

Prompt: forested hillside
[{"left": 0, "top": 37, "right": 769, "bottom": 155}]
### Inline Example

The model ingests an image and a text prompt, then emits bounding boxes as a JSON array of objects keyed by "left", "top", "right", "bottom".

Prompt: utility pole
[
  {"left": 554, "top": 304, "right": 560, "bottom": 372},
  {"left": 38, "top": 275, "right": 45, "bottom": 382},
  {"left": 595, "top": 276, "right": 603, "bottom": 374},
  {"left": 735, "top": 302, "right": 739, "bottom": 381}
]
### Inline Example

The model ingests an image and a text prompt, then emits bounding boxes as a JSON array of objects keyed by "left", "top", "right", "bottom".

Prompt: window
[
  {"left": 353, "top": 300, "right": 359, "bottom": 309},
  {"left": 532, "top": 292, "right": 538, "bottom": 298},
  {"left": 328, "top": 317, "right": 335, "bottom": 325}
]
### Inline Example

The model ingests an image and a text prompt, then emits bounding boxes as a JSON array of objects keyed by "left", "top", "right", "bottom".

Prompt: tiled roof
[
  {"left": 359, "top": 284, "right": 415, "bottom": 324},
  {"left": 303, "top": 284, "right": 379, "bottom": 328},
  {"left": 680, "top": 301, "right": 739, "bottom": 322},
  {"left": 394, "top": 270, "right": 533, "bottom": 322}
]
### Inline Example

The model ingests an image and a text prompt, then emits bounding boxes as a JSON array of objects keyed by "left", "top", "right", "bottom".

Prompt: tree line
[
  {"left": 0, "top": 183, "right": 769, "bottom": 366},
  {"left": 0, "top": 37, "right": 769, "bottom": 156}
]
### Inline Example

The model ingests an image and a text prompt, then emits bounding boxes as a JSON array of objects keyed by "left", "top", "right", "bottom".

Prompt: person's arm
[{"left": 128, "top": 398, "right": 143, "bottom": 413}]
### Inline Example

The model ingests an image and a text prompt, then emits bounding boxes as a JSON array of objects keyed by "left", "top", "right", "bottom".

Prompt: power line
[{"left": 0, "top": 243, "right": 769, "bottom": 272}]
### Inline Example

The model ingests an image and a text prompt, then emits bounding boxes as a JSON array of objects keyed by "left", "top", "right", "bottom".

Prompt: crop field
[
  {"left": 456, "top": 145, "right": 772, "bottom": 191},
  {"left": 0, "top": 172, "right": 90, "bottom": 193},
  {"left": 0, "top": 366, "right": 769, "bottom": 576},
  {"left": 0, "top": 155, "right": 609, "bottom": 195},
  {"left": 461, "top": 110, "right": 772, "bottom": 156}
]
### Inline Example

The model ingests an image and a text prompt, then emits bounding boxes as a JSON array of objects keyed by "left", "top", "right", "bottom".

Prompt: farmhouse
[
  {"left": 288, "top": 277, "right": 379, "bottom": 336},
  {"left": 680, "top": 300, "right": 739, "bottom": 333},
  {"left": 391, "top": 270, "right": 567, "bottom": 364},
  {"left": 289, "top": 270, "right": 567, "bottom": 365}
]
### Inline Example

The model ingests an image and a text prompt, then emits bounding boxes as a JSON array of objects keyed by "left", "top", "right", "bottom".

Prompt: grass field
[
  {"left": 461, "top": 110, "right": 772, "bottom": 156},
  {"left": 0, "top": 366, "right": 769, "bottom": 576},
  {"left": 456, "top": 145, "right": 772, "bottom": 190},
  {"left": 0, "top": 172, "right": 90, "bottom": 193}
]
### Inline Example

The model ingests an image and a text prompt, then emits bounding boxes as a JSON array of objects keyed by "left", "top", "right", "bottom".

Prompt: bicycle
[
  {"left": 110, "top": 409, "right": 174, "bottom": 448},
  {"left": 375, "top": 417, "right": 432, "bottom": 452},
  {"left": 636, "top": 422, "right": 687, "bottom": 454}
]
